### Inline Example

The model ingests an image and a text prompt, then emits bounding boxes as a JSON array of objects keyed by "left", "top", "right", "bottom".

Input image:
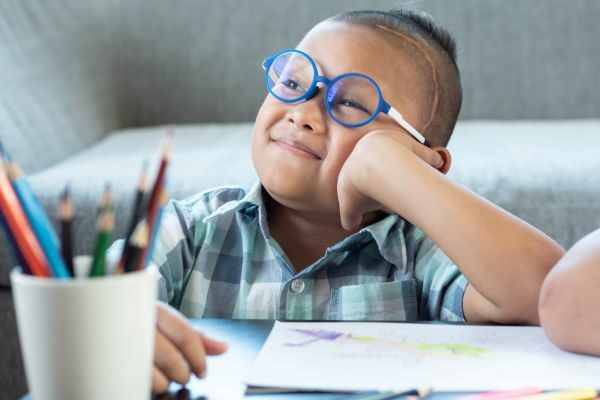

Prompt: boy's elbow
[
  {"left": 538, "top": 270, "right": 581, "bottom": 352},
  {"left": 538, "top": 235, "right": 600, "bottom": 355}
]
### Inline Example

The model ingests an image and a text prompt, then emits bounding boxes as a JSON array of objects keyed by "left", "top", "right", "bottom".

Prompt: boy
[
  {"left": 539, "top": 228, "right": 600, "bottom": 355},
  {"left": 132, "top": 10, "right": 564, "bottom": 392}
]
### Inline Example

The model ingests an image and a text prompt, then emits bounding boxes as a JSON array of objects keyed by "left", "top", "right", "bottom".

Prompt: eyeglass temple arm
[{"left": 387, "top": 107, "right": 428, "bottom": 146}]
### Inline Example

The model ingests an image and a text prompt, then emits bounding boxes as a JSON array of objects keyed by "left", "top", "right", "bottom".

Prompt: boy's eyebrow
[
  {"left": 296, "top": 47, "right": 329, "bottom": 77},
  {"left": 374, "top": 24, "right": 439, "bottom": 134},
  {"left": 306, "top": 54, "right": 326, "bottom": 77}
]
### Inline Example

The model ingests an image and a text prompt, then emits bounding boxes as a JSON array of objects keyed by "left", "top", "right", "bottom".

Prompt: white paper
[{"left": 246, "top": 321, "right": 600, "bottom": 392}]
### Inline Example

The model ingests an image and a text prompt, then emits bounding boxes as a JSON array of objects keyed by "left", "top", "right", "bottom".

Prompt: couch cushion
[
  {"left": 447, "top": 119, "right": 600, "bottom": 249},
  {"left": 0, "top": 0, "right": 120, "bottom": 173},
  {"left": 1, "top": 120, "right": 599, "bottom": 285}
]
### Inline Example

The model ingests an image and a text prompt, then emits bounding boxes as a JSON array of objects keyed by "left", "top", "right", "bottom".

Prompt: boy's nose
[{"left": 287, "top": 87, "right": 326, "bottom": 134}]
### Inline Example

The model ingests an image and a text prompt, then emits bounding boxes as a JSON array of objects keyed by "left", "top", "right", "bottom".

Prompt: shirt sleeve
[
  {"left": 408, "top": 227, "right": 469, "bottom": 322},
  {"left": 149, "top": 198, "right": 207, "bottom": 307}
]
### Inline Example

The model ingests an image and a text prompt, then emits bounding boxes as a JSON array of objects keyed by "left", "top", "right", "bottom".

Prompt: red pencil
[
  {"left": 0, "top": 162, "right": 50, "bottom": 277},
  {"left": 138, "top": 131, "right": 172, "bottom": 270},
  {"left": 146, "top": 131, "right": 172, "bottom": 228}
]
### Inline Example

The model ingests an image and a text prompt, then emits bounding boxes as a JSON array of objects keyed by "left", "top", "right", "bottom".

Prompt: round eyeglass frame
[{"left": 262, "top": 49, "right": 428, "bottom": 145}]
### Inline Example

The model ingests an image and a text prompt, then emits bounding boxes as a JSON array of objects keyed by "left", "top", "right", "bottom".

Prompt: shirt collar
[
  {"left": 203, "top": 181, "right": 271, "bottom": 236},
  {"left": 203, "top": 181, "right": 408, "bottom": 265},
  {"left": 326, "top": 214, "right": 407, "bottom": 265},
  {"left": 203, "top": 182, "right": 263, "bottom": 221}
]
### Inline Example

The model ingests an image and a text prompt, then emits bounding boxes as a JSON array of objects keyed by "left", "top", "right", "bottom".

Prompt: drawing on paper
[{"left": 283, "top": 327, "right": 489, "bottom": 359}]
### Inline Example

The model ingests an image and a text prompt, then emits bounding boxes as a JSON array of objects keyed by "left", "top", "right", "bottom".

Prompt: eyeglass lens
[{"left": 267, "top": 52, "right": 380, "bottom": 126}]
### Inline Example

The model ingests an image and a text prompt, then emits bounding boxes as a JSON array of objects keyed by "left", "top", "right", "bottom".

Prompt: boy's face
[{"left": 252, "top": 21, "right": 430, "bottom": 219}]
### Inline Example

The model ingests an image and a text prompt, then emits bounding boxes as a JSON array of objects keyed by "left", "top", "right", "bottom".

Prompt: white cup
[{"left": 11, "top": 265, "right": 157, "bottom": 400}]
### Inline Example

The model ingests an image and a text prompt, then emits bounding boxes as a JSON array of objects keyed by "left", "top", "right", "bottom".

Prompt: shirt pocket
[{"left": 328, "top": 280, "right": 419, "bottom": 321}]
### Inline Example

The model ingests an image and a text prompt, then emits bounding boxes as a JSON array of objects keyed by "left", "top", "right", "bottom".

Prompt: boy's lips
[{"left": 271, "top": 137, "right": 322, "bottom": 160}]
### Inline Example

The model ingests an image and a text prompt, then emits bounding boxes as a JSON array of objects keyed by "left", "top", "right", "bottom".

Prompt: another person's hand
[
  {"left": 153, "top": 302, "right": 228, "bottom": 394},
  {"left": 337, "top": 129, "right": 444, "bottom": 230}
]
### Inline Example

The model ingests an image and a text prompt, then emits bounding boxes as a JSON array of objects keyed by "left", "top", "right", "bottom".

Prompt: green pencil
[{"left": 90, "top": 202, "right": 114, "bottom": 277}]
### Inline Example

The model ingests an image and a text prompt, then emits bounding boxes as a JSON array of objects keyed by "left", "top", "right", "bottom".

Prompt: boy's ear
[{"left": 431, "top": 146, "right": 452, "bottom": 174}]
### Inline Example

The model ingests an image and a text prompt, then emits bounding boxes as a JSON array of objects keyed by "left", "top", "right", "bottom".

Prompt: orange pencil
[{"left": 0, "top": 162, "right": 50, "bottom": 277}]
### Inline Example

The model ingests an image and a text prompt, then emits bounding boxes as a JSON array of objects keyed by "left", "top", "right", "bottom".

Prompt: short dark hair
[{"left": 329, "top": 9, "right": 462, "bottom": 146}]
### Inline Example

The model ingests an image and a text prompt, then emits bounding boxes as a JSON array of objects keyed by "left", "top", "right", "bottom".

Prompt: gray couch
[{"left": 1, "top": 0, "right": 599, "bottom": 397}]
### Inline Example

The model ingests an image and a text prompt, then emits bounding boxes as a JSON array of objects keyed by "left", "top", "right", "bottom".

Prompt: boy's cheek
[{"left": 255, "top": 97, "right": 286, "bottom": 123}]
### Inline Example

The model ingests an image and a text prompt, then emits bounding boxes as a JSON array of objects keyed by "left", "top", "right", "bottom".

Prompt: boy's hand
[
  {"left": 337, "top": 129, "right": 443, "bottom": 231},
  {"left": 153, "top": 302, "right": 228, "bottom": 394}
]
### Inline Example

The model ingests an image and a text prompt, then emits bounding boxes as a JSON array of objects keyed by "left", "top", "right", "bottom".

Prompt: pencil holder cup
[{"left": 11, "top": 265, "right": 158, "bottom": 400}]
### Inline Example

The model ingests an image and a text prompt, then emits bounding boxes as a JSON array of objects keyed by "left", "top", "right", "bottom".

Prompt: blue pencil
[
  {"left": 6, "top": 162, "right": 70, "bottom": 278},
  {"left": 0, "top": 152, "right": 59, "bottom": 247},
  {"left": 142, "top": 188, "right": 168, "bottom": 269}
]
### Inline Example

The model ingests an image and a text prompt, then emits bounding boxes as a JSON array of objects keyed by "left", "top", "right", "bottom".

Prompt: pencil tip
[
  {"left": 61, "top": 184, "right": 71, "bottom": 200},
  {"left": 131, "top": 221, "right": 149, "bottom": 247}
]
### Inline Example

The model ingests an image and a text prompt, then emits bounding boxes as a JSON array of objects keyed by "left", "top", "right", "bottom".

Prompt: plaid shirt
[{"left": 114, "top": 183, "right": 468, "bottom": 322}]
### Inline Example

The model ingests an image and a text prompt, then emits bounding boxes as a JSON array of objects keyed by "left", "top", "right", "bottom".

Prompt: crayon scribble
[
  {"left": 283, "top": 328, "right": 351, "bottom": 347},
  {"left": 283, "top": 328, "right": 489, "bottom": 358}
]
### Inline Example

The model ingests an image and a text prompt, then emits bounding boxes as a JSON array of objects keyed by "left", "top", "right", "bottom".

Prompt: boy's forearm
[{"left": 365, "top": 148, "right": 564, "bottom": 323}]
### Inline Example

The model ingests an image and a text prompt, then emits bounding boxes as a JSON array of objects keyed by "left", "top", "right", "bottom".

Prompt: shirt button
[{"left": 291, "top": 279, "right": 305, "bottom": 294}]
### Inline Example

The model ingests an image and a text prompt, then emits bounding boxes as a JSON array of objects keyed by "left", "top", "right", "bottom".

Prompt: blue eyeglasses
[{"left": 262, "top": 49, "right": 427, "bottom": 145}]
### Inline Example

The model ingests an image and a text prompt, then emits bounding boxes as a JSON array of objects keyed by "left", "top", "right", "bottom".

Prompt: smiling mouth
[{"left": 272, "top": 138, "right": 322, "bottom": 160}]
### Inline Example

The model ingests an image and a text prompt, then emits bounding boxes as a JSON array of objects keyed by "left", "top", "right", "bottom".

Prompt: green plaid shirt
[{"left": 142, "top": 183, "right": 468, "bottom": 321}]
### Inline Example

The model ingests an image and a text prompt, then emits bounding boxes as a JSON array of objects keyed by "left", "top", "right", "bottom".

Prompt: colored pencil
[
  {"left": 5, "top": 161, "right": 70, "bottom": 278},
  {"left": 516, "top": 390, "right": 598, "bottom": 400},
  {"left": 0, "top": 143, "right": 32, "bottom": 274},
  {"left": 123, "top": 221, "right": 148, "bottom": 273},
  {"left": 58, "top": 185, "right": 75, "bottom": 277},
  {"left": 2, "top": 157, "right": 59, "bottom": 247},
  {"left": 117, "top": 161, "right": 148, "bottom": 272},
  {"left": 146, "top": 131, "right": 172, "bottom": 233},
  {"left": 458, "top": 387, "right": 542, "bottom": 400},
  {"left": 90, "top": 193, "right": 114, "bottom": 277},
  {"left": 98, "top": 183, "right": 112, "bottom": 213},
  {"left": 0, "top": 162, "right": 50, "bottom": 277},
  {"left": 0, "top": 211, "right": 30, "bottom": 274},
  {"left": 136, "top": 131, "right": 172, "bottom": 270},
  {"left": 341, "top": 388, "right": 430, "bottom": 400},
  {"left": 141, "top": 187, "right": 168, "bottom": 269}
]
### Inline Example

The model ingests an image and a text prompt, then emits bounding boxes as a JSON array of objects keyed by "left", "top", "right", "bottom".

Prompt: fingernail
[{"left": 200, "top": 370, "right": 206, "bottom": 379}]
